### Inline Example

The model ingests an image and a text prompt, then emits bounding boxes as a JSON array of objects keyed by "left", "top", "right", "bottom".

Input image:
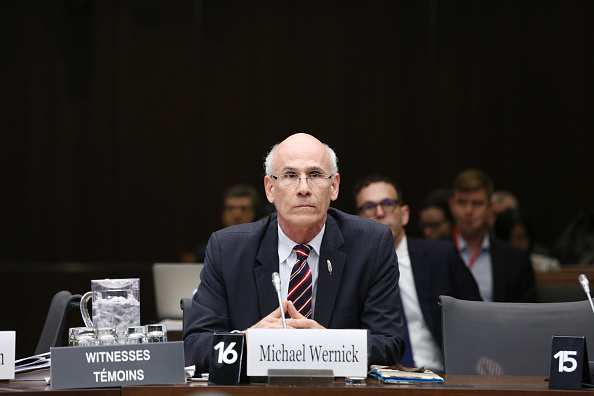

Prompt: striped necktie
[{"left": 288, "top": 244, "right": 313, "bottom": 318}]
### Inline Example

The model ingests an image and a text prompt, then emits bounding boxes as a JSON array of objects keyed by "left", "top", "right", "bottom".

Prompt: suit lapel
[
  {"left": 254, "top": 217, "right": 281, "bottom": 318},
  {"left": 315, "top": 214, "right": 346, "bottom": 328},
  {"left": 408, "top": 239, "right": 431, "bottom": 305},
  {"left": 407, "top": 239, "right": 437, "bottom": 337},
  {"left": 489, "top": 237, "right": 505, "bottom": 302}
]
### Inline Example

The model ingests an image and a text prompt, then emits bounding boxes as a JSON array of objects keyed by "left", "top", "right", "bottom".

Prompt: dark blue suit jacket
[
  {"left": 445, "top": 234, "right": 537, "bottom": 303},
  {"left": 489, "top": 237, "right": 537, "bottom": 302},
  {"left": 407, "top": 238, "right": 482, "bottom": 349},
  {"left": 183, "top": 208, "right": 406, "bottom": 373}
]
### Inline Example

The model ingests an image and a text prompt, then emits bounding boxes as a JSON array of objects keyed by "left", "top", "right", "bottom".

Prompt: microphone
[
  {"left": 271, "top": 272, "right": 287, "bottom": 329},
  {"left": 580, "top": 274, "right": 591, "bottom": 293},
  {"left": 579, "top": 274, "right": 594, "bottom": 315}
]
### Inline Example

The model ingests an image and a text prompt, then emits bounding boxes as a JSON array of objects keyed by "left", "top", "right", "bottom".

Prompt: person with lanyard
[
  {"left": 183, "top": 133, "right": 406, "bottom": 374},
  {"left": 447, "top": 168, "right": 537, "bottom": 303},
  {"left": 354, "top": 174, "right": 481, "bottom": 373}
]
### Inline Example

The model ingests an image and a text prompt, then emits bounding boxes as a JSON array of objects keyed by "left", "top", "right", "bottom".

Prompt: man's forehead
[
  {"left": 358, "top": 182, "right": 398, "bottom": 202},
  {"left": 279, "top": 164, "right": 326, "bottom": 172},
  {"left": 454, "top": 189, "right": 488, "bottom": 200},
  {"left": 273, "top": 147, "right": 330, "bottom": 172}
]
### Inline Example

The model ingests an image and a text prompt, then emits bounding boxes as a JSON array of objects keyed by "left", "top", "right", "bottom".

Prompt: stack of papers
[
  {"left": 369, "top": 364, "right": 444, "bottom": 384},
  {"left": 15, "top": 352, "right": 51, "bottom": 373}
]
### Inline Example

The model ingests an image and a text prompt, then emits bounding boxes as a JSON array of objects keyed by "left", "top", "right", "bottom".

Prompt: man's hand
[
  {"left": 284, "top": 300, "right": 326, "bottom": 329},
  {"left": 248, "top": 300, "right": 289, "bottom": 330},
  {"left": 246, "top": 300, "right": 326, "bottom": 331}
]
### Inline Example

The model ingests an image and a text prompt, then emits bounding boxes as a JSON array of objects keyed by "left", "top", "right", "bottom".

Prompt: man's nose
[
  {"left": 296, "top": 177, "right": 312, "bottom": 194},
  {"left": 375, "top": 205, "right": 385, "bottom": 218}
]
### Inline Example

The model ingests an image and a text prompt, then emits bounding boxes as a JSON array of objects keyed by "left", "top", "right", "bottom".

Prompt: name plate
[
  {"left": 0, "top": 331, "right": 16, "bottom": 380},
  {"left": 246, "top": 329, "right": 368, "bottom": 377},
  {"left": 51, "top": 342, "right": 185, "bottom": 389}
]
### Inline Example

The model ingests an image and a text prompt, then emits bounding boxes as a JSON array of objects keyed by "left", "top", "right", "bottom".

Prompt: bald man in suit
[{"left": 184, "top": 134, "right": 406, "bottom": 373}]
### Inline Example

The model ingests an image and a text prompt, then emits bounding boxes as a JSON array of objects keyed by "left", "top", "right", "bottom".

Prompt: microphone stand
[{"left": 272, "top": 272, "right": 287, "bottom": 329}]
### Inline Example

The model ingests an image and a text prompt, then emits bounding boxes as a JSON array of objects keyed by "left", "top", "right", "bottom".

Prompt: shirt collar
[
  {"left": 278, "top": 223, "right": 325, "bottom": 263},
  {"left": 456, "top": 229, "right": 491, "bottom": 252}
]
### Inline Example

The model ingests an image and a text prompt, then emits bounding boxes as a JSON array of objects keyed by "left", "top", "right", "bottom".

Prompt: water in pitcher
[
  {"left": 80, "top": 278, "right": 141, "bottom": 345},
  {"left": 93, "top": 294, "right": 140, "bottom": 342}
]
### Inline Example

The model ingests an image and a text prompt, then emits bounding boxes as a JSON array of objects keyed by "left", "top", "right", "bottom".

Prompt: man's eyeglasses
[
  {"left": 358, "top": 199, "right": 402, "bottom": 217},
  {"left": 270, "top": 172, "right": 333, "bottom": 188}
]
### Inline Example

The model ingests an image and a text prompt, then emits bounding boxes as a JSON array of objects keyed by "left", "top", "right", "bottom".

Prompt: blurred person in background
[
  {"left": 418, "top": 188, "right": 454, "bottom": 240},
  {"left": 488, "top": 190, "right": 519, "bottom": 231},
  {"left": 354, "top": 174, "right": 480, "bottom": 373},
  {"left": 185, "top": 184, "right": 261, "bottom": 263},
  {"left": 448, "top": 169, "right": 537, "bottom": 302},
  {"left": 494, "top": 208, "right": 560, "bottom": 272}
]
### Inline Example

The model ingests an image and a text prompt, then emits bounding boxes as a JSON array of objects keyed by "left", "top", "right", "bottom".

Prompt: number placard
[
  {"left": 209, "top": 333, "right": 245, "bottom": 385},
  {"left": 553, "top": 350, "right": 578, "bottom": 373},
  {"left": 549, "top": 336, "right": 590, "bottom": 390},
  {"left": 214, "top": 341, "right": 239, "bottom": 364}
]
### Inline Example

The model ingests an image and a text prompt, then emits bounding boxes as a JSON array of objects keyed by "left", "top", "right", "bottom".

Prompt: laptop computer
[{"left": 152, "top": 263, "right": 203, "bottom": 320}]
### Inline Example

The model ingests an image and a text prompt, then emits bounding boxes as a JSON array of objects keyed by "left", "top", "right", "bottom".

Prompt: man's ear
[
  {"left": 330, "top": 173, "right": 340, "bottom": 201},
  {"left": 264, "top": 176, "right": 275, "bottom": 203},
  {"left": 402, "top": 205, "right": 410, "bottom": 227}
]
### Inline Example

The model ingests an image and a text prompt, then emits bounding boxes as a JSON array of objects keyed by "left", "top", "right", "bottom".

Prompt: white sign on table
[
  {"left": 0, "top": 331, "right": 16, "bottom": 380},
  {"left": 246, "top": 329, "right": 368, "bottom": 377}
]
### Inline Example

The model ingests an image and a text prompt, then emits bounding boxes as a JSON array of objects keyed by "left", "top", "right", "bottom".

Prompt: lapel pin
[{"left": 327, "top": 260, "right": 333, "bottom": 275}]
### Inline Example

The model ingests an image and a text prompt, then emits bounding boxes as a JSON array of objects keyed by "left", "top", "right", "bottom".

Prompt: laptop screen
[{"left": 152, "top": 263, "right": 203, "bottom": 320}]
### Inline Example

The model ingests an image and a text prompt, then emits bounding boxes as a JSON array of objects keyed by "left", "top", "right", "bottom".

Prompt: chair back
[
  {"left": 35, "top": 291, "right": 82, "bottom": 355},
  {"left": 440, "top": 295, "right": 594, "bottom": 376},
  {"left": 180, "top": 297, "right": 193, "bottom": 336}
]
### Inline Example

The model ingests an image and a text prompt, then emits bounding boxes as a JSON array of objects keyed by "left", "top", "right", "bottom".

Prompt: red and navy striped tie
[{"left": 288, "top": 244, "right": 313, "bottom": 318}]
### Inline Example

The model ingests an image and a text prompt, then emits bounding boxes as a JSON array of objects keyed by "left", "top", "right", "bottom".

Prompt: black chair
[
  {"left": 180, "top": 297, "right": 193, "bottom": 336},
  {"left": 35, "top": 291, "right": 82, "bottom": 355},
  {"left": 440, "top": 295, "right": 594, "bottom": 376}
]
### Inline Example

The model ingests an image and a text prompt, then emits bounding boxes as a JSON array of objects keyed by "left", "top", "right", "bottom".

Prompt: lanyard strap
[{"left": 452, "top": 227, "right": 482, "bottom": 270}]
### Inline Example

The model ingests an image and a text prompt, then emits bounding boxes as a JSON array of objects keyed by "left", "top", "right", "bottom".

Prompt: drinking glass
[
  {"left": 97, "top": 327, "right": 118, "bottom": 345},
  {"left": 145, "top": 324, "right": 167, "bottom": 343},
  {"left": 125, "top": 326, "right": 146, "bottom": 344},
  {"left": 69, "top": 327, "right": 82, "bottom": 346},
  {"left": 69, "top": 327, "right": 86, "bottom": 346},
  {"left": 69, "top": 327, "right": 97, "bottom": 347}
]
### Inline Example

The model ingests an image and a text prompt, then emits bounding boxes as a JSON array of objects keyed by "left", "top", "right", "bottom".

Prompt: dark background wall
[{"left": 2, "top": 0, "right": 593, "bottom": 264}]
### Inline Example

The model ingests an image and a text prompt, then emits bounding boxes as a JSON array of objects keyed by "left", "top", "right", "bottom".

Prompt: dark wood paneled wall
[{"left": 1, "top": 0, "right": 593, "bottom": 263}]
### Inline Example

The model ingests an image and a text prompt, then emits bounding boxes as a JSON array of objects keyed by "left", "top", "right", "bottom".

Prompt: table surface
[{"left": 4, "top": 373, "right": 594, "bottom": 395}]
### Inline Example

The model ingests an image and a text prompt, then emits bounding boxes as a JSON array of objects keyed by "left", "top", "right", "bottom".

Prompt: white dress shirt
[
  {"left": 397, "top": 236, "right": 444, "bottom": 373},
  {"left": 277, "top": 224, "right": 325, "bottom": 319}
]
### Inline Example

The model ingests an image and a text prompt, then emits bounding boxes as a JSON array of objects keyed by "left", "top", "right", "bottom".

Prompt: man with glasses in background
[
  {"left": 184, "top": 134, "right": 406, "bottom": 373},
  {"left": 354, "top": 175, "right": 481, "bottom": 373}
]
